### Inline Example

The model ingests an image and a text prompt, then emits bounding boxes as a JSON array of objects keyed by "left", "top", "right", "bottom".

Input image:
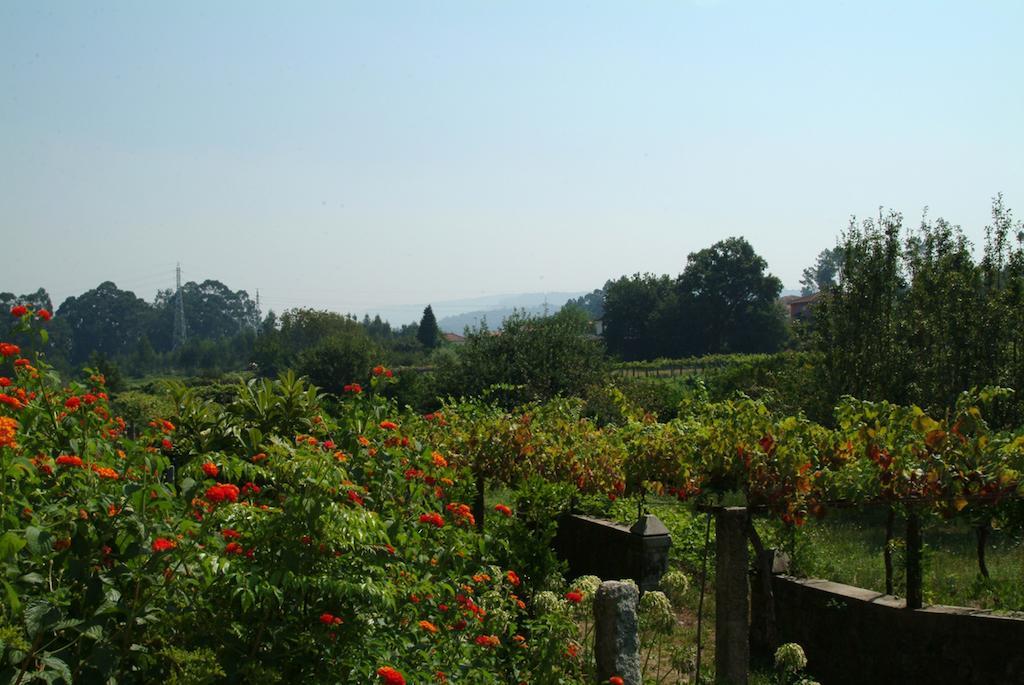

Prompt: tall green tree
[
  {"left": 602, "top": 274, "right": 674, "bottom": 360},
  {"left": 673, "top": 237, "right": 787, "bottom": 355},
  {"left": 56, "top": 282, "right": 156, "bottom": 365},
  {"left": 417, "top": 305, "right": 440, "bottom": 349},
  {"left": 799, "top": 247, "right": 844, "bottom": 295},
  {"left": 813, "top": 197, "right": 1024, "bottom": 417}
]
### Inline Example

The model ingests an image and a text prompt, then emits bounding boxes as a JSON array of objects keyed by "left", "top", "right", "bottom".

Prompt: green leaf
[
  {"left": 39, "top": 328, "right": 49, "bottom": 345},
  {"left": 2, "top": 580, "right": 21, "bottom": 613},
  {"left": 0, "top": 531, "right": 26, "bottom": 560},
  {"left": 40, "top": 655, "right": 73, "bottom": 683},
  {"left": 25, "top": 526, "right": 51, "bottom": 555},
  {"left": 24, "top": 599, "right": 56, "bottom": 637}
]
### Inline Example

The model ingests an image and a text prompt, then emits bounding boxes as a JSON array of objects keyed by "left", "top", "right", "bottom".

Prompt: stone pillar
[
  {"left": 594, "top": 580, "right": 641, "bottom": 685},
  {"left": 715, "top": 507, "right": 749, "bottom": 685}
]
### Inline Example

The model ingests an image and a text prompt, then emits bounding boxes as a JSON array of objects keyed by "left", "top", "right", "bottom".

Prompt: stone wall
[{"left": 768, "top": 575, "right": 1024, "bottom": 685}]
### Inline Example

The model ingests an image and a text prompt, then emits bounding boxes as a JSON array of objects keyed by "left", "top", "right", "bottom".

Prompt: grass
[{"left": 788, "top": 506, "right": 1024, "bottom": 612}]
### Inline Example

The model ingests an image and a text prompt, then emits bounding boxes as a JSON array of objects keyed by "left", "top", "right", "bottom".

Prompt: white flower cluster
[
  {"left": 659, "top": 569, "right": 690, "bottom": 606},
  {"left": 774, "top": 642, "right": 808, "bottom": 673},
  {"left": 638, "top": 590, "right": 675, "bottom": 635},
  {"left": 533, "top": 591, "right": 564, "bottom": 616}
]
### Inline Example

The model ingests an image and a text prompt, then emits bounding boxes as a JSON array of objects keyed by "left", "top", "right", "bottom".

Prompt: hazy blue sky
[{"left": 2, "top": 1, "right": 1022, "bottom": 322}]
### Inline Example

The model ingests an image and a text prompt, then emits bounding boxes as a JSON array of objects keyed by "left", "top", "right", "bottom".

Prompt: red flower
[
  {"left": 161, "top": 438, "right": 173, "bottom": 451},
  {"left": 343, "top": 383, "right": 362, "bottom": 393},
  {"left": 222, "top": 528, "right": 241, "bottom": 539},
  {"left": 0, "top": 377, "right": 11, "bottom": 387},
  {"left": 506, "top": 570, "right": 521, "bottom": 587},
  {"left": 419, "top": 512, "right": 445, "bottom": 528},
  {"left": 9, "top": 305, "right": 27, "bottom": 317},
  {"left": 320, "top": 612, "right": 343, "bottom": 625},
  {"left": 610, "top": 678, "right": 624, "bottom": 685},
  {"left": 376, "top": 666, "right": 406, "bottom": 685},
  {"left": 494, "top": 504, "right": 513, "bottom": 517},
  {"left": 474, "top": 634, "right": 500, "bottom": 648},
  {"left": 0, "top": 343, "right": 20, "bottom": 357},
  {"left": 201, "top": 462, "right": 219, "bottom": 478},
  {"left": 0, "top": 394, "right": 23, "bottom": 410},
  {"left": 36, "top": 309, "right": 52, "bottom": 322},
  {"left": 151, "top": 538, "right": 177, "bottom": 552},
  {"left": 205, "top": 483, "right": 240, "bottom": 504},
  {"left": 347, "top": 490, "right": 365, "bottom": 507},
  {"left": 56, "top": 455, "right": 84, "bottom": 468},
  {"left": 379, "top": 420, "right": 398, "bottom": 431},
  {"left": 372, "top": 365, "right": 387, "bottom": 376},
  {"left": 225, "top": 541, "right": 243, "bottom": 555},
  {"left": 13, "top": 359, "right": 30, "bottom": 368},
  {"left": 565, "top": 591, "right": 583, "bottom": 604},
  {"left": 251, "top": 452, "right": 268, "bottom": 463}
]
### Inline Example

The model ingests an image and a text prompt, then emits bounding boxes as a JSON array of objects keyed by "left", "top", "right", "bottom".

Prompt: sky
[{"left": 2, "top": 0, "right": 1022, "bottom": 323}]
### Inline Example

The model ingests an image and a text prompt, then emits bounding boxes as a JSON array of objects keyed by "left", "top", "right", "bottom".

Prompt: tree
[
  {"left": 56, "top": 282, "right": 155, "bottom": 365},
  {"left": 800, "top": 247, "right": 844, "bottom": 295},
  {"left": 435, "top": 307, "right": 605, "bottom": 405},
  {"left": 673, "top": 237, "right": 787, "bottom": 355},
  {"left": 252, "top": 307, "right": 380, "bottom": 388},
  {"left": 150, "top": 280, "right": 260, "bottom": 350},
  {"left": 602, "top": 274, "right": 674, "bottom": 360},
  {"left": 564, "top": 289, "right": 605, "bottom": 319},
  {"left": 814, "top": 211, "right": 909, "bottom": 406},
  {"left": 294, "top": 332, "right": 378, "bottom": 393},
  {"left": 417, "top": 305, "right": 440, "bottom": 349}
]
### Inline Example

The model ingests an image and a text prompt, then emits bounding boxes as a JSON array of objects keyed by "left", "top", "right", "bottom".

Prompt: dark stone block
[{"left": 553, "top": 513, "right": 671, "bottom": 592}]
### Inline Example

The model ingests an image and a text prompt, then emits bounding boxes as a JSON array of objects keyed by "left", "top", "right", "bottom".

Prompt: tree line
[
  {"left": 813, "top": 195, "right": 1024, "bottom": 419},
  {"left": 567, "top": 236, "right": 790, "bottom": 361}
]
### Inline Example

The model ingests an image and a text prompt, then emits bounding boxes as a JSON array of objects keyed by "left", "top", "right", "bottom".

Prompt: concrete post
[
  {"left": 715, "top": 507, "right": 749, "bottom": 685},
  {"left": 594, "top": 580, "right": 641, "bottom": 685}
]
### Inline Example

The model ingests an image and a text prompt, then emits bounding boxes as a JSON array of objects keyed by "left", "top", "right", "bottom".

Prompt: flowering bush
[{"left": 0, "top": 315, "right": 592, "bottom": 683}]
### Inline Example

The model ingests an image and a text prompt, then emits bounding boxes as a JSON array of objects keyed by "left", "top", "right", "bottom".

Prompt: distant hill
[{"left": 435, "top": 292, "right": 585, "bottom": 333}]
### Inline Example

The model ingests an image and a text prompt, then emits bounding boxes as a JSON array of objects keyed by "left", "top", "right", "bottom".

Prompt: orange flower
[
  {"left": 376, "top": 666, "right": 406, "bottom": 685},
  {"left": 91, "top": 465, "right": 119, "bottom": 480},
  {"left": 0, "top": 416, "right": 18, "bottom": 449},
  {"left": 474, "top": 634, "right": 500, "bottom": 648},
  {"left": 506, "top": 570, "right": 521, "bottom": 587},
  {"left": 419, "top": 620, "right": 438, "bottom": 633},
  {"left": 379, "top": 420, "right": 398, "bottom": 431},
  {"left": 201, "top": 462, "right": 219, "bottom": 478},
  {"left": 431, "top": 451, "right": 448, "bottom": 468},
  {"left": 494, "top": 504, "right": 513, "bottom": 517},
  {"left": 56, "top": 455, "right": 83, "bottom": 468}
]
